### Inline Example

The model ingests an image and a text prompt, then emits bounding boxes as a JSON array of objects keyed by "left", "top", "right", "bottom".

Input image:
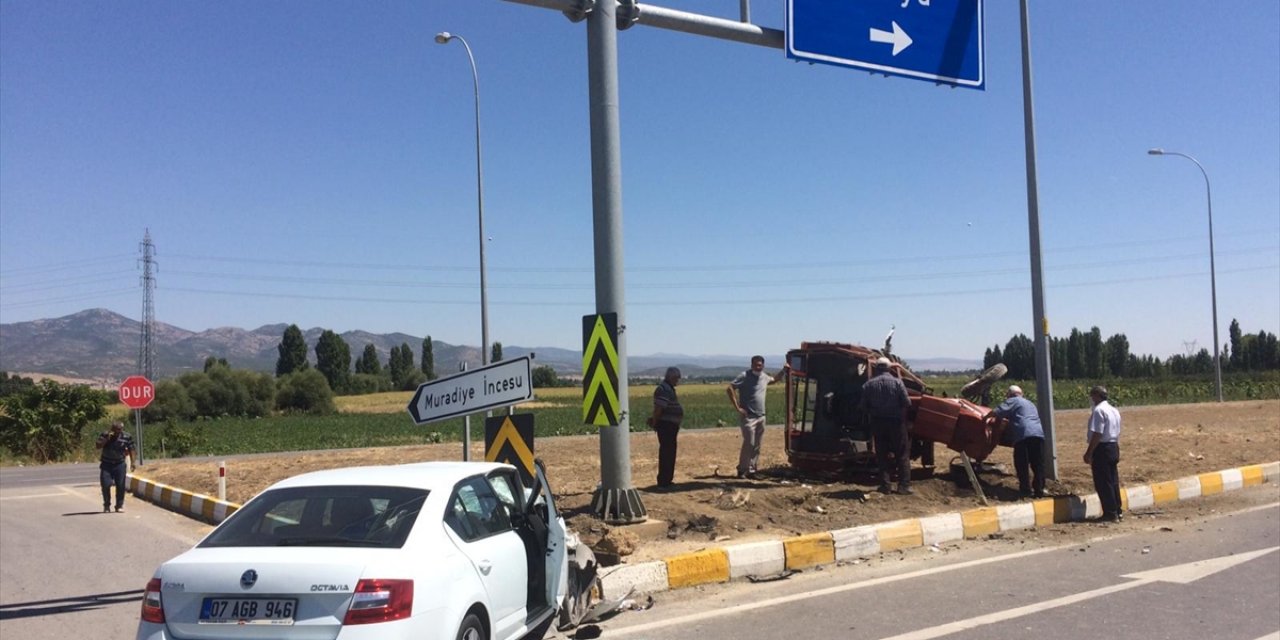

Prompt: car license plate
[{"left": 199, "top": 597, "right": 297, "bottom": 625}]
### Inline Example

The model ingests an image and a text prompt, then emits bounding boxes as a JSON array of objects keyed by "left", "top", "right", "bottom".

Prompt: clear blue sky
[{"left": 2, "top": 0, "right": 1277, "bottom": 364}]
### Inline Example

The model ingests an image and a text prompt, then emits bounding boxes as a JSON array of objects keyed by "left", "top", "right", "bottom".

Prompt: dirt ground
[{"left": 140, "top": 400, "right": 1280, "bottom": 563}]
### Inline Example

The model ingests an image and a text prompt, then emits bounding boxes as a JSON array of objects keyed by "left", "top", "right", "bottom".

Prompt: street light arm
[
  {"left": 1149, "top": 148, "right": 1222, "bottom": 402},
  {"left": 437, "top": 32, "right": 490, "bottom": 368}
]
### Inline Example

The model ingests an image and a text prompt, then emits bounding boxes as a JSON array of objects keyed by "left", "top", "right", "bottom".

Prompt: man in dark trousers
[
  {"left": 1084, "top": 385, "right": 1123, "bottom": 522},
  {"left": 859, "top": 357, "right": 913, "bottom": 495},
  {"left": 95, "top": 421, "right": 135, "bottom": 513},
  {"left": 647, "top": 367, "right": 684, "bottom": 489},
  {"left": 993, "top": 385, "right": 1046, "bottom": 499}
]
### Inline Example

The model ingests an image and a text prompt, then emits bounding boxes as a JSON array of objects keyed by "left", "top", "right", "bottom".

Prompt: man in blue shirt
[{"left": 993, "top": 385, "right": 1046, "bottom": 499}]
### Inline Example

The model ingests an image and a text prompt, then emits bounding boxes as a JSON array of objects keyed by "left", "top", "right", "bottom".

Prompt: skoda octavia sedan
[{"left": 137, "top": 460, "right": 579, "bottom": 640}]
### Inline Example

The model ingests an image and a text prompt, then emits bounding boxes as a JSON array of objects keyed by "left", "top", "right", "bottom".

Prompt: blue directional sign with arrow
[{"left": 786, "top": 0, "right": 984, "bottom": 89}]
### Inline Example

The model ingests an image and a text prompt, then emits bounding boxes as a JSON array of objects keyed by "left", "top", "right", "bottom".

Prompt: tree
[
  {"left": 1229, "top": 319, "right": 1244, "bottom": 370},
  {"left": 490, "top": 342, "right": 503, "bottom": 363},
  {"left": 1067, "top": 328, "right": 1086, "bottom": 379},
  {"left": 355, "top": 344, "right": 382, "bottom": 376},
  {"left": 1084, "top": 327, "right": 1104, "bottom": 379},
  {"left": 1104, "top": 333, "right": 1130, "bottom": 377},
  {"left": 203, "top": 356, "right": 229, "bottom": 372},
  {"left": 0, "top": 380, "right": 107, "bottom": 462},
  {"left": 0, "top": 372, "right": 36, "bottom": 398},
  {"left": 142, "top": 380, "right": 196, "bottom": 423},
  {"left": 276, "top": 324, "right": 310, "bottom": 377},
  {"left": 421, "top": 336, "right": 436, "bottom": 380},
  {"left": 389, "top": 343, "right": 416, "bottom": 390},
  {"left": 532, "top": 365, "right": 559, "bottom": 388},
  {"left": 315, "top": 330, "right": 351, "bottom": 393},
  {"left": 275, "top": 369, "right": 336, "bottom": 415},
  {"left": 1002, "top": 334, "right": 1034, "bottom": 380}
]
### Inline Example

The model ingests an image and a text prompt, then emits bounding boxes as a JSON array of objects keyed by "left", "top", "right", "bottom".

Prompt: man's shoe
[
  {"left": 896, "top": 486, "right": 914, "bottom": 495},
  {"left": 115, "top": 506, "right": 124, "bottom": 513},
  {"left": 103, "top": 506, "right": 111, "bottom": 513},
  {"left": 878, "top": 484, "right": 893, "bottom": 494}
]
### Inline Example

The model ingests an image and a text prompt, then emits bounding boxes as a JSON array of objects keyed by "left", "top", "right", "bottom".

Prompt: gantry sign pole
[{"left": 503, "top": 0, "right": 784, "bottom": 524}]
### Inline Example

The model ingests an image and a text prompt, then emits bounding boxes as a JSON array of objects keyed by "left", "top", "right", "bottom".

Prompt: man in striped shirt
[{"left": 96, "top": 421, "right": 135, "bottom": 513}]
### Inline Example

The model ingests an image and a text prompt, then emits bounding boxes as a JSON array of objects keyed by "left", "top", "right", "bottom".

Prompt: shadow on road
[
  {"left": 61, "top": 511, "right": 111, "bottom": 517},
  {"left": 0, "top": 589, "right": 143, "bottom": 620}
]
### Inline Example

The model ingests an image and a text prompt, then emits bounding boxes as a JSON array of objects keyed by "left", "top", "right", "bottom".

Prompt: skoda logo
[{"left": 240, "top": 569, "right": 258, "bottom": 589}]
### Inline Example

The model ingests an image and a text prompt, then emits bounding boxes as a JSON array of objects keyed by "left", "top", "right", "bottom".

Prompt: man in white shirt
[{"left": 1084, "top": 385, "right": 1123, "bottom": 522}]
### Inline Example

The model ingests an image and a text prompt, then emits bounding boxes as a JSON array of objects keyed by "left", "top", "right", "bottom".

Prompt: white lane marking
[
  {"left": 1251, "top": 633, "right": 1280, "bottom": 640},
  {"left": 881, "top": 547, "right": 1279, "bottom": 640},
  {"left": 0, "top": 492, "right": 67, "bottom": 500},
  {"left": 607, "top": 501, "right": 1280, "bottom": 638}
]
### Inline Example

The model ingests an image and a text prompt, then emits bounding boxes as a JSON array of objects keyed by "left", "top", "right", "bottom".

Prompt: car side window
[
  {"left": 444, "top": 477, "right": 513, "bottom": 542},
  {"left": 488, "top": 473, "right": 519, "bottom": 511}
]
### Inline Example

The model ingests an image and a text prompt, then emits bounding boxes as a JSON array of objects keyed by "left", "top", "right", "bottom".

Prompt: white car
[{"left": 137, "top": 460, "right": 594, "bottom": 640}]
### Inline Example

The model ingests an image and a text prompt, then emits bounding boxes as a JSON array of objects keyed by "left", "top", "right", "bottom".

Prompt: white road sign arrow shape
[
  {"left": 880, "top": 546, "right": 1280, "bottom": 640},
  {"left": 870, "top": 21, "right": 913, "bottom": 56}
]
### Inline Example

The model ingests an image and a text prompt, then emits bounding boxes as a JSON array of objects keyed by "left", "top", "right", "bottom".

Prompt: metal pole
[
  {"left": 586, "top": 0, "right": 645, "bottom": 524},
  {"left": 460, "top": 362, "right": 471, "bottom": 461},
  {"left": 1020, "top": 0, "right": 1057, "bottom": 480},
  {"left": 1147, "top": 150, "right": 1223, "bottom": 402},
  {"left": 435, "top": 33, "right": 490, "bottom": 370},
  {"left": 134, "top": 409, "right": 144, "bottom": 466}
]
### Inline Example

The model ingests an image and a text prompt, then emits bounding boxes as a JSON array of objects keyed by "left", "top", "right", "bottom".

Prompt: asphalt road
[
  {"left": 589, "top": 484, "right": 1280, "bottom": 640},
  {"left": 0, "top": 464, "right": 212, "bottom": 640},
  {"left": 2, "top": 463, "right": 1277, "bottom": 640}
]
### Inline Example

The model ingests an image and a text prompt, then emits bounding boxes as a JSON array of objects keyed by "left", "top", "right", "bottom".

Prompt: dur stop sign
[{"left": 118, "top": 375, "right": 155, "bottom": 409}]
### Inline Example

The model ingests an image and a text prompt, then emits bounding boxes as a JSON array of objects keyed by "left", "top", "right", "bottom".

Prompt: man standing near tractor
[{"left": 859, "top": 357, "right": 913, "bottom": 495}]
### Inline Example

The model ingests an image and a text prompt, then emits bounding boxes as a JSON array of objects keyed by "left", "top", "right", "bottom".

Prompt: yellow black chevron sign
[
  {"left": 582, "top": 313, "right": 620, "bottom": 426},
  {"left": 484, "top": 414, "right": 535, "bottom": 486}
]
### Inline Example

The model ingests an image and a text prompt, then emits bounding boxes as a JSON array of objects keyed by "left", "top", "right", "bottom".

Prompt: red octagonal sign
[{"left": 118, "top": 375, "right": 155, "bottom": 409}]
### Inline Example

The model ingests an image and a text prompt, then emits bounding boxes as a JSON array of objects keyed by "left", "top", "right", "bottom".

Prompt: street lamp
[
  {"left": 1148, "top": 148, "right": 1223, "bottom": 402},
  {"left": 436, "top": 31, "right": 489, "bottom": 369}
]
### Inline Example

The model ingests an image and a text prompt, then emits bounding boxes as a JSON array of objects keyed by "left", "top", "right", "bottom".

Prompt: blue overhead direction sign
[{"left": 786, "top": 0, "right": 984, "bottom": 89}]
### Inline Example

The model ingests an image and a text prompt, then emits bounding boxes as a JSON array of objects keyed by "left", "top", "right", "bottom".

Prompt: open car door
[{"left": 528, "top": 458, "right": 568, "bottom": 611}]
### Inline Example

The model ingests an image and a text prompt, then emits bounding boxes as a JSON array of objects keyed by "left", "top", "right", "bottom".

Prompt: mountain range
[{"left": 0, "top": 309, "right": 980, "bottom": 384}]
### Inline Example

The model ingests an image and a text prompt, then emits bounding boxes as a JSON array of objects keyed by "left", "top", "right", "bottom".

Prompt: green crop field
[{"left": 77, "top": 373, "right": 1279, "bottom": 463}]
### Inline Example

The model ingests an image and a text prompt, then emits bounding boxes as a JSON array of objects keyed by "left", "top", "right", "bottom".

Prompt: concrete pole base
[{"left": 591, "top": 485, "right": 648, "bottom": 524}]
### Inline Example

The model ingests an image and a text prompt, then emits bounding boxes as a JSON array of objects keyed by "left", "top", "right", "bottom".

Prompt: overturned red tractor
[{"left": 783, "top": 340, "right": 1009, "bottom": 473}]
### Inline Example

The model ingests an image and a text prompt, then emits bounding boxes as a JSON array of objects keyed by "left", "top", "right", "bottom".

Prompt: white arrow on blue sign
[{"left": 786, "top": 0, "right": 984, "bottom": 89}]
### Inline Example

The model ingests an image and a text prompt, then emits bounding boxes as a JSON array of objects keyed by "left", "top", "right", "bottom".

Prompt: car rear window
[{"left": 200, "top": 485, "right": 428, "bottom": 549}]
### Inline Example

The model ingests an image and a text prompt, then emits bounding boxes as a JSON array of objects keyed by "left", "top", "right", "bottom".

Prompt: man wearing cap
[
  {"left": 1085, "top": 385, "right": 1123, "bottom": 522},
  {"left": 648, "top": 367, "right": 684, "bottom": 489},
  {"left": 727, "top": 355, "right": 789, "bottom": 479},
  {"left": 993, "top": 385, "right": 1046, "bottom": 499},
  {"left": 859, "top": 357, "right": 913, "bottom": 494},
  {"left": 95, "top": 421, "right": 135, "bottom": 513}
]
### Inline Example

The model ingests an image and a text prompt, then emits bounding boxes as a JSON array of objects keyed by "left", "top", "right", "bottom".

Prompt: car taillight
[
  {"left": 141, "top": 578, "right": 165, "bottom": 623},
  {"left": 343, "top": 579, "right": 413, "bottom": 625}
]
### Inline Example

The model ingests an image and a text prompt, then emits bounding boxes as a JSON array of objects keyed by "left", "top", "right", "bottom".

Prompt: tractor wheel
[{"left": 960, "top": 363, "right": 1008, "bottom": 401}]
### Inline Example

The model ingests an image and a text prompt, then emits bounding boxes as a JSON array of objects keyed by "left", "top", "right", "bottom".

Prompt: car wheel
[
  {"left": 456, "top": 613, "right": 485, "bottom": 640},
  {"left": 960, "top": 363, "right": 1007, "bottom": 401}
]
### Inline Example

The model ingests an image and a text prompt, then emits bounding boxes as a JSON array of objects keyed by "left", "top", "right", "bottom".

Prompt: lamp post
[
  {"left": 436, "top": 32, "right": 490, "bottom": 371},
  {"left": 1148, "top": 148, "right": 1223, "bottom": 402}
]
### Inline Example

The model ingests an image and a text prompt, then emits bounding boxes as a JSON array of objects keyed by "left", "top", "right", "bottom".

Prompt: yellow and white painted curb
[
  {"left": 127, "top": 474, "right": 241, "bottom": 524},
  {"left": 600, "top": 461, "right": 1280, "bottom": 597}
]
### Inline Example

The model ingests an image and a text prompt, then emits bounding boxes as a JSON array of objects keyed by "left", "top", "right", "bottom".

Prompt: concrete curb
[
  {"left": 598, "top": 461, "right": 1280, "bottom": 598},
  {"left": 127, "top": 474, "right": 241, "bottom": 524}
]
